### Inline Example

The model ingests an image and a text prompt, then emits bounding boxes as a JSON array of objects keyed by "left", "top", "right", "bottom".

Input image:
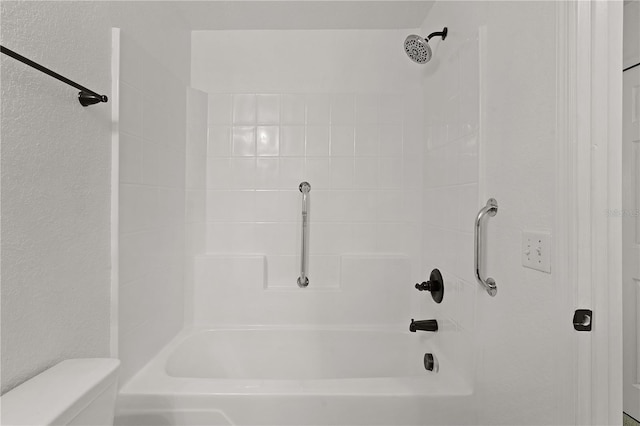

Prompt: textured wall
[
  {"left": 1, "top": 1, "right": 191, "bottom": 393},
  {"left": 1, "top": 1, "right": 113, "bottom": 394}
]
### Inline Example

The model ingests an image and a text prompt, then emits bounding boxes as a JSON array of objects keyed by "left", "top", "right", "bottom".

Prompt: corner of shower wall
[{"left": 184, "top": 87, "right": 209, "bottom": 325}]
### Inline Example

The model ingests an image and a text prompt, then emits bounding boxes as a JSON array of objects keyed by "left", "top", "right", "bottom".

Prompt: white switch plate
[{"left": 522, "top": 231, "right": 551, "bottom": 273}]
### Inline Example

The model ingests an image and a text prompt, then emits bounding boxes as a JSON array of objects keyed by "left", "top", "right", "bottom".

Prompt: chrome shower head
[
  {"left": 404, "top": 27, "right": 448, "bottom": 64},
  {"left": 404, "top": 35, "right": 432, "bottom": 64}
]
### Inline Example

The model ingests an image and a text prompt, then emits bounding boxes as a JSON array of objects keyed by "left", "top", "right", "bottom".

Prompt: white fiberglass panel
[{"left": 166, "top": 329, "right": 427, "bottom": 380}]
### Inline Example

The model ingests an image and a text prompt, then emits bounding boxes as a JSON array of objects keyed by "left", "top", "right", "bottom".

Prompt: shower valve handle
[
  {"left": 415, "top": 281, "right": 439, "bottom": 292},
  {"left": 414, "top": 268, "right": 444, "bottom": 304}
]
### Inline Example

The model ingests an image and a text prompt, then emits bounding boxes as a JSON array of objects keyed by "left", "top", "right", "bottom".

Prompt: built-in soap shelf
[{"left": 192, "top": 253, "right": 411, "bottom": 325}]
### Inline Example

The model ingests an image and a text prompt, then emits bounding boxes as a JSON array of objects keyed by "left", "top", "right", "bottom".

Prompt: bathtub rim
[{"left": 119, "top": 325, "right": 473, "bottom": 398}]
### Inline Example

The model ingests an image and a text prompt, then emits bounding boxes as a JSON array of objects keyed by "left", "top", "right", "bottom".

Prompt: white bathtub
[{"left": 116, "top": 327, "right": 473, "bottom": 426}]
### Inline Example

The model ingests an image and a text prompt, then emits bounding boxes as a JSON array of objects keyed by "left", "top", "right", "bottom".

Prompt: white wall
[
  {"left": 419, "top": 2, "right": 570, "bottom": 424},
  {"left": 624, "top": 0, "right": 640, "bottom": 69},
  {"left": 192, "top": 30, "right": 422, "bottom": 94},
  {"left": 114, "top": 14, "right": 190, "bottom": 384},
  {"left": 1, "top": 1, "right": 113, "bottom": 394},
  {"left": 184, "top": 88, "right": 208, "bottom": 325},
  {"left": 191, "top": 30, "right": 426, "bottom": 326},
  {"left": 623, "top": 0, "right": 640, "bottom": 419}
]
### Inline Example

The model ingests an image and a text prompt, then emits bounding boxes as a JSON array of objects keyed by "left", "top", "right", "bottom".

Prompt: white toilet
[{"left": 1, "top": 358, "right": 120, "bottom": 425}]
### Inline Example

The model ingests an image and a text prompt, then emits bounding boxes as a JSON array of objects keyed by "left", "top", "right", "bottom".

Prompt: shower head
[
  {"left": 404, "top": 35, "right": 432, "bottom": 64},
  {"left": 404, "top": 27, "right": 448, "bottom": 64}
]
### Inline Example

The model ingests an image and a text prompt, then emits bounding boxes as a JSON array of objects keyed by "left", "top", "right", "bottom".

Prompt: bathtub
[{"left": 115, "top": 326, "right": 473, "bottom": 426}]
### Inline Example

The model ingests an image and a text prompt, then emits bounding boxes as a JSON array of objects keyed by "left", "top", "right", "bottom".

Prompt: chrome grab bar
[
  {"left": 297, "top": 182, "right": 311, "bottom": 288},
  {"left": 474, "top": 198, "right": 498, "bottom": 296}
]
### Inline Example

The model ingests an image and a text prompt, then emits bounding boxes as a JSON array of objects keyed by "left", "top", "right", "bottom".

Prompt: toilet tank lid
[{"left": 1, "top": 358, "right": 120, "bottom": 426}]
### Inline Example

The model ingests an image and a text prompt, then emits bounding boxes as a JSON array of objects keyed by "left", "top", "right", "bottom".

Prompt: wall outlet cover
[{"left": 522, "top": 230, "right": 551, "bottom": 273}]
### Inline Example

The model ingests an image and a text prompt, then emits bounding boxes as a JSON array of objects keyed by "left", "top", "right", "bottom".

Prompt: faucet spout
[{"left": 409, "top": 319, "right": 438, "bottom": 332}]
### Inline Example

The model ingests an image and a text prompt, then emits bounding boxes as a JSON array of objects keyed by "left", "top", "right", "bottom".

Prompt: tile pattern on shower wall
[
  {"left": 118, "top": 32, "right": 187, "bottom": 384},
  {"left": 421, "top": 32, "right": 480, "bottom": 384},
  {"left": 206, "top": 92, "right": 421, "bottom": 288}
]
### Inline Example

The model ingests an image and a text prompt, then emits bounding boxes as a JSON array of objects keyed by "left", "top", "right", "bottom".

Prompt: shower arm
[
  {"left": 427, "top": 28, "right": 448, "bottom": 41},
  {"left": 0, "top": 45, "right": 108, "bottom": 107}
]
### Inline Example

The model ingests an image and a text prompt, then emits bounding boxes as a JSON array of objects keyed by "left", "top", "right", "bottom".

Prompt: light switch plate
[{"left": 522, "top": 231, "right": 551, "bottom": 273}]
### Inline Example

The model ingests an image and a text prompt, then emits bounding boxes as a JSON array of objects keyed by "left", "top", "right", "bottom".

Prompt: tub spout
[{"left": 409, "top": 319, "right": 438, "bottom": 332}]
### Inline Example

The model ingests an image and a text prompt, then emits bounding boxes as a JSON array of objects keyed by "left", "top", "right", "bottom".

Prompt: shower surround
[
  {"left": 115, "top": 2, "right": 575, "bottom": 424},
  {"left": 116, "top": 28, "right": 475, "bottom": 425}
]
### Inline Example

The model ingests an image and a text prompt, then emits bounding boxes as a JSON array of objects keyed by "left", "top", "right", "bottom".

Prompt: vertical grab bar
[
  {"left": 474, "top": 198, "right": 498, "bottom": 296},
  {"left": 297, "top": 182, "right": 311, "bottom": 288}
]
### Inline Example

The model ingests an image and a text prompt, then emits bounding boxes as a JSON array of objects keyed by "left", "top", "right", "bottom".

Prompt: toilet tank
[{"left": 1, "top": 358, "right": 120, "bottom": 426}]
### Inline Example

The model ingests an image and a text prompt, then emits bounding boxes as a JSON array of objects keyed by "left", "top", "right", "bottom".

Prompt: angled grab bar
[
  {"left": 297, "top": 182, "right": 311, "bottom": 287},
  {"left": 474, "top": 198, "right": 498, "bottom": 296}
]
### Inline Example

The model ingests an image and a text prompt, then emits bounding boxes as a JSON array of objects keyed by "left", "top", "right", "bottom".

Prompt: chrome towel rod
[
  {"left": 474, "top": 198, "right": 498, "bottom": 297},
  {"left": 1, "top": 45, "right": 108, "bottom": 107}
]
